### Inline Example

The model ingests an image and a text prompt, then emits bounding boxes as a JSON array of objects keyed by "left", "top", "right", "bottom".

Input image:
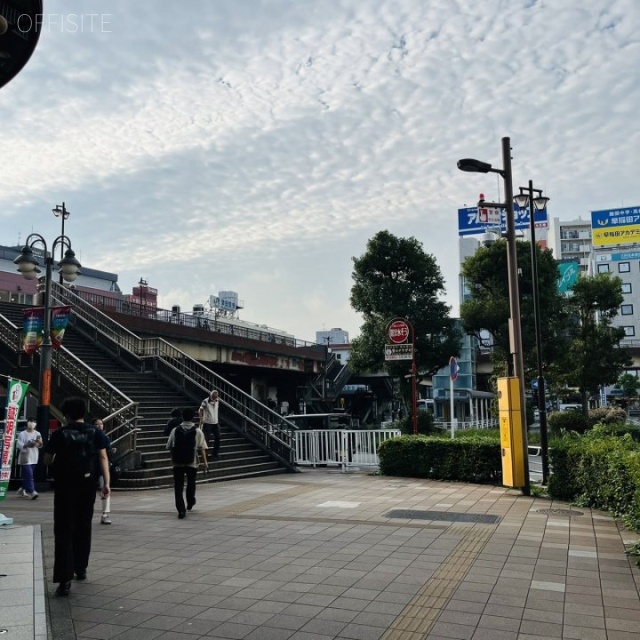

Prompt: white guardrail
[{"left": 294, "top": 429, "right": 401, "bottom": 471}]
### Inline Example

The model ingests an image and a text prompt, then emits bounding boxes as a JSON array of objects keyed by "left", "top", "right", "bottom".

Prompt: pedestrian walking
[
  {"left": 164, "top": 407, "right": 183, "bottom": 437},
  {"left": 16, "top": 418, "right": 42, "bottom": 499},
  {"left": 198, "top": 389, "right": 220, "bottom": 458},
  {"left": 43, "top": 397, "right": 109, "bottom": 597},
  {"left": 166, "top": 407, "right": 208, "bottom": 519},
  {"left": 92, "top": 418, "right": 115, "bottom": 525}
]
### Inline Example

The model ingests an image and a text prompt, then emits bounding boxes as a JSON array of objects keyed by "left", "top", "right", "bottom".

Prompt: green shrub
[
  {"left": 396, "top": 411, "right": 435, "bottom": 436},
  {"left": 378, "top": 432, "right": 501, "bottom": 484},
  {"left": 588, "top": 406, "right": 627, "bottom": 426},
  {"left": 547, "top": 428, "right": 640, "bottom": 531},
  {"left": 548, "top": 410, "right": 590, "bottom": 434}
]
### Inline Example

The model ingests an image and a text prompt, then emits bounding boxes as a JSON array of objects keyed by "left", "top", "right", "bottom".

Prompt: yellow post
[{"left": 497, "top": 377, "right": 526, "bottom": 488}]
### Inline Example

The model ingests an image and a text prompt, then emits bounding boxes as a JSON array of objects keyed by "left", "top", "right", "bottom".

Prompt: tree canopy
[
  {"left": 460, "top": 239, "right": 568, "bottom": 376},
  {"left": 349, "top": 230, "right": 460, "bottom": 377},
  {"left": 550, "top": 273, "right": 631, "bottom": 410}
]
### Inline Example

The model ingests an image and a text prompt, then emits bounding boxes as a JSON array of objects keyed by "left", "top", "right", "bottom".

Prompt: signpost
[
  {"left": 449, "top": 357, "right": 459, "bottom": 439},
  {"left": 384, "top": 318, "right": 417, "bottom": 434}
]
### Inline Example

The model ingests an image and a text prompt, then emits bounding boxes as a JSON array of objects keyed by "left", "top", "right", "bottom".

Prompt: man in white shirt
[{"left": 199, "top": 389, "right": 220, "bottom": 459}]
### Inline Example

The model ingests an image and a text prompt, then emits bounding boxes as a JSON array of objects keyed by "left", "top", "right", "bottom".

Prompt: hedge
[
  {"left": 378, "top": 432, "right": 501, "bottom": 484},
  {"left": 548, "top": 427, "right": 640, "bottom": 530}
]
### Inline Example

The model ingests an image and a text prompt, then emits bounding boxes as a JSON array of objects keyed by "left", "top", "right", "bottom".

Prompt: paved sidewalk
[{"left": 2, "top": 469, "right": 640, "bottom": 639}]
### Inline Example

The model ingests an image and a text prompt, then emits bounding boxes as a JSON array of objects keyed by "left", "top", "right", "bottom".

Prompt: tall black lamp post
[
  {"left": 457, "top": 136, "right": 531, "bottom": 496},
  {"left": 14, "top": 233, "right": 81, "bottom": 443},
  {"left": 52, "top": 203, "right": 71, "bottom": 284},
  {"left": 514, "top": 183, "right": 550, "bottom": 484}
]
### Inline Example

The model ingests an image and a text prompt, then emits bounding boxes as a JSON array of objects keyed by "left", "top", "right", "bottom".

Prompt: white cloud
[{"left": 1, "top": 0, "right": 638, "bottom": 341}]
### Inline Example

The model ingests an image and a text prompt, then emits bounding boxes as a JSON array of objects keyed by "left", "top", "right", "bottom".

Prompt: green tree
[
  {"left": 552, "top": 273, "right": 631, "bottom": 412},
  {"left": 349, "top": 231, "right": 460, "bottom": 382},
  {"left": 615, "top": 373, "right": 640, "bottom": 400},
  {"left": 460, "top": 239, "right": 568, "bottom": 379}
]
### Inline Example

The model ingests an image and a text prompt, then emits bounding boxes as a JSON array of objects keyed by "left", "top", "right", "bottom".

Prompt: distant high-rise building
[{"left": 316, "top": 328, "right": 349, "bottom": 346}]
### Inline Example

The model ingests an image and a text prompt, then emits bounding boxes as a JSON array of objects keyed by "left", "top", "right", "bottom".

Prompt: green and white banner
[{"left": 0, "top": 378, "right": 30, "bottom": 500}]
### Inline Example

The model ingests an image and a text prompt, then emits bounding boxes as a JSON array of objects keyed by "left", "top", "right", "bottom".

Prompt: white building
[
  {"left": 316, "top": 328, "right": 349, "bottom": 347},
  {"left": 547, "top": 216, "right": 593, "bottom": 274}
]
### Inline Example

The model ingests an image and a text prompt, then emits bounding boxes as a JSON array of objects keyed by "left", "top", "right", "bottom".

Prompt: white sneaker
[
  {"left": 101, "top": 515, "right": 111, "bottom": 525},
  {"left": 24, "top": 491, "right": 38, "bottom": 500},
  {"left": 16, "top": 488, "right": 24, "bottom": 497}
]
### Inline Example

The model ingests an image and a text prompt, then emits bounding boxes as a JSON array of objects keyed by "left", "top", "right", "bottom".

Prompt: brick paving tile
[
  {"left": 243, "top": 627, "right": 295, "bottom": 640},
  {"left": 263, "top": 614, "right": 310, "bottom": 631},
  {"left": 477, "top": 614, "right": 520, "bottom": 632},
  {"left": 332, "top": 623, "right": 385, "bottom": 640},
  {"left": 518, "top": 618, "right": 563, "bottom": 637},
  {"left": 562, "top": 625, "right": 608, "bottom": 640},
  {"left": 429, "top": 621, "right": 475, "bottom": 639},
  {"left": 102, "top": 629, "right": 164, "bottom": 640},
  {"left": 470, "top": 629, "right": 517, "bottom": 640},
  {"left": 206, "top": 621, "right": 258, "bottom": 638}
]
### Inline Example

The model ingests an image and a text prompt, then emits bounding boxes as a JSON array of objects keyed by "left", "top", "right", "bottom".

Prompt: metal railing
[
  {"left": 434, "top": 418, "right": 498, "bottom": 432},
  {"left": 54, "top": 283, "right": 299, "bottom": 468},
  {"left": 74, "top": 290, "right": 323, "bottom": 349},
  {"left": 295, "top": 429, "right": 401, "bottom": 471},
  {"left": 0, "top": 310, "right": 139, "bottom": 450}
]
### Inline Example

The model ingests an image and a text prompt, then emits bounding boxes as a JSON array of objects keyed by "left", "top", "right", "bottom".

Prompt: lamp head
[
  {"left": 52, "top": 203, "right": 70, "bottom": 219},
  {"left": 14, "top": 246, "right": 40, "bottom": 277},
  {"left": 58, "top": 248, "right": 81, "bottom": 282},
  {"left": 457, "top": 158, "right": 493, "bottom": 174},
  {"left": 533, "top": 195, "right": 550, "bottom": 211},
  {"left": 514, "top": 192, "right": 529, "bottom": 209}
]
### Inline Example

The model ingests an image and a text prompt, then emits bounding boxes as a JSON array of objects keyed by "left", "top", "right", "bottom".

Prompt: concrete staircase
[
  {"left": 0, "top": 301, "right": 289, "bottom": 489},
  {"left": 62, "top": 329, "right": 288, "bottom": 488}
]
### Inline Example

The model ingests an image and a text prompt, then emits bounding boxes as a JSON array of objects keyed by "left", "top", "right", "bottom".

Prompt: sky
[{"left": 1, "top": 0, "right": 638, "bottom": 343}]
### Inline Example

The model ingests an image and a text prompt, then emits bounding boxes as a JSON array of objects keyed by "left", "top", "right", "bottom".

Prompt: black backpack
[
  {"left": 53, "top": 425, "right": 98, "bottom": 482},
  {"left": 171, "top": 425, "right": 197, "bottom": 465}
]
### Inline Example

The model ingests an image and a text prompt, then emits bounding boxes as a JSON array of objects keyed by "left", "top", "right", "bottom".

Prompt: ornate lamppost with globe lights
[
  {"left": 14, "top": 233, "right": 81, "bottom": 443},
  {"left": 514, "top": 183, "right": 550, "bottom": 484}
]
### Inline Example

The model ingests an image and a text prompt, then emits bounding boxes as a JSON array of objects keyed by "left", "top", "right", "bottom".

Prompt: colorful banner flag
[
  {"left": 51, "top": 306, "right": 71, "bottom": 350},
  {"left": 22, "top": 307, "right": 44, "bottom": 355},
  {"left": 0, "top": 378, "right": 30, "bottom": 500}
]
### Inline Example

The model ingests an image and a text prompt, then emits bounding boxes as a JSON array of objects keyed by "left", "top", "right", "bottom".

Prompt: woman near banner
[{"left": 16, "top": 418, "right": 42, "bottom": 499}]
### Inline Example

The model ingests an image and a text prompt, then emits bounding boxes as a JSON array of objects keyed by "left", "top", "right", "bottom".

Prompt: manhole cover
[
  {"left": 385, "top": 509, "right": 501, "bottom": 524},
  {"left": 536, "top": 508, "right": 583, "bottom": 517}
]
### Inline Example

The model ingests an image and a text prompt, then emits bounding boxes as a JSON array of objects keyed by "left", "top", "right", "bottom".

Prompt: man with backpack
[
  {"left": 43, "top": 397, "right": 110, "bottom": 597},
  {"left": 166, "top": 407, "right": 208, "bottom": 519}
]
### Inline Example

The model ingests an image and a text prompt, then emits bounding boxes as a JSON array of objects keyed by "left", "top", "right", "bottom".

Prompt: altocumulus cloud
[{"left": 0, "top": 0, "right": 638, "bottom": 340}]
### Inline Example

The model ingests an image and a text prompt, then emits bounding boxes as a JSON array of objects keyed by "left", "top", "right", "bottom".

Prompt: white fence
[
  {"left": 434, "top": 418, "right": 498, "bottom": 432},
  {"left": 294, "top": 429, "right": 401, "bottom": 471}
]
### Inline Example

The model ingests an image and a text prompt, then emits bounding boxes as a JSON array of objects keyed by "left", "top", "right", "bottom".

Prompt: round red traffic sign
[{"left": 387, "top": 319, "right": 410, "bottom": 344}]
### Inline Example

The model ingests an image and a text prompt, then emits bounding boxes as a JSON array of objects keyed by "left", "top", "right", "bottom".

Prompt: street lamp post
[
  {"left": 14, "top": 233, "right": 81, "bottom": 443},
  {"left": 515, "top": 182, "right": 550, "bottom": 484},
  {"left": 52, "top": 203, "right": 70, "bottom": 284},
  {"left": 457, "top": 136, "right": 531, "bottom": 496}
]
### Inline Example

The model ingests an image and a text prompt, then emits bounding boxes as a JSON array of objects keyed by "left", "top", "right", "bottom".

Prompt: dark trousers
[
  {"left": 202, "top": 423, "right": 220, "bottom": 457},
  {"left": 173, "top": 466, "right": 197, "bottom": 514},
  {"left": 53, "top": 482, "right": 97, "bottom": 583}
]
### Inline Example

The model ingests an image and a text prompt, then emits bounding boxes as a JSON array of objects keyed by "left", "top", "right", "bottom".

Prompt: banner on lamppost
[
  {"left": 22, "top": 307, "right": 44, "bottom": 355},
  {"left": 51, "top": 306, "right": 71, "bottom": 350},
  {"left": 0, "top": 378, "right": 30, "bottom": 500}
]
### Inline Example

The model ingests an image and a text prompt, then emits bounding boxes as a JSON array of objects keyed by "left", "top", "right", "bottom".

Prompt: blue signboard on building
[{"left": 458, "top": 205, "right": 548, "bottom": 237}]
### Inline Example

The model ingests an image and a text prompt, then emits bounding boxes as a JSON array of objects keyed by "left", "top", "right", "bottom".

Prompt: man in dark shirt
[{"left": 44, "top": 397, "right": 110, "bottom": 596}]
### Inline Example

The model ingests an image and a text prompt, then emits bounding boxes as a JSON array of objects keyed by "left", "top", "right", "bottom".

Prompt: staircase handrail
[
  {"left": 54, "top": 284, "right": 299, "bottom": 464},
  {"left": 0, "top": 310, "right": 139, "bottom": 448}
]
